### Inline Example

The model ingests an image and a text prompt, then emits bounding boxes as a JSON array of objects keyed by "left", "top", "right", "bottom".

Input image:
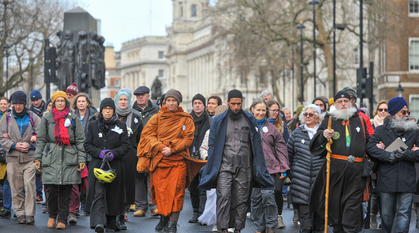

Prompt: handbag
[
  {"left": 0, "top": 148, "right": 6, "bottom": 164},
  {"left": 359, "top": 116, "right": 374, "bottom": 178}
]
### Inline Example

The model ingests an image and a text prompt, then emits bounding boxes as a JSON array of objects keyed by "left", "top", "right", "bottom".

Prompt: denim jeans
[
  {"left": 380, "top": 192, "right": 413, "bottom": 233},
  {"left": 3, "top": 180, "right": 12, "bottom": 212},
  {"left": 35, "top": 171, "right": 42, "bottom": 197}
]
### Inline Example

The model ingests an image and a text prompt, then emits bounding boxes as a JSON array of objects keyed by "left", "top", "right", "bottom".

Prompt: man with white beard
[
  {"left": 367, "top": 97, "right": 419, "bottom": 233},
  {"left": 308, "top": 90, "right": 369, "bottom": 233}
]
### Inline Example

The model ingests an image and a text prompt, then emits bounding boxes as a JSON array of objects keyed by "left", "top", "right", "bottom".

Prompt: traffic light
[
  {"left": 78, "top": 72, "right": 90, "bottom": 93},
  {"left": 356, "top": 68, "right": 368, "bottom": 99}
]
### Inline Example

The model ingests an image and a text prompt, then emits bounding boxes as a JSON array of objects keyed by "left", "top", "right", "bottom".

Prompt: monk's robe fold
[{"left": 137, "top": 106, "right": 206, "bottom": 216}]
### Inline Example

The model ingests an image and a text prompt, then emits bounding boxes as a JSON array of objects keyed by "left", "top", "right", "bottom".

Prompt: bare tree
[{"left": 0, "top": 0, "right": 76, "bottom": 97}]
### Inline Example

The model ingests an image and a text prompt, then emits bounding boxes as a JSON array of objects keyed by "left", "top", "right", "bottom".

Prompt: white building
[{"left": 119, "top": 36, "right": 168, "bottom": 98}]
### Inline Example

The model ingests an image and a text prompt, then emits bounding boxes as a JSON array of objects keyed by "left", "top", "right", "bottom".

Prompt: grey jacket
[
  {"left": 34, "top": 110, "right": 86, "bottom": 185},
  {"left": 0, "top": 110, "right": 41, "bottom": 164}
]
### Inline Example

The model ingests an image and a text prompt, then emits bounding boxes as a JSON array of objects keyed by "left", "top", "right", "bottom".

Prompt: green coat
[{"left": 34, "top": 110, "right": 86, "bottom": 185}]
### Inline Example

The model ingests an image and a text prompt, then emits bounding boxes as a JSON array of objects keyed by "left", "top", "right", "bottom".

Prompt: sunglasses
[
  {"left": 378, "top": 108, "right": 388, "bottom": 112},
  {"left": 303, "top": 113, "right": 315, "bottom": 118},
  {"left": 400, "top": 110, "right": 410, "bottom": 115}
]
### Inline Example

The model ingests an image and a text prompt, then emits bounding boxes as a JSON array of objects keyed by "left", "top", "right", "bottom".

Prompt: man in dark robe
[
  {"left": 199, "top": 89, "right": 273, "bottom": 233},
  {"left": 188, "top": 93, "right": 212, "bottom": 223},
  {"left": 366, "top": 97, "right": 419, "bottom": 233},
  {"left": 309, "top": 90, "right": 369, "bottom": 233}
]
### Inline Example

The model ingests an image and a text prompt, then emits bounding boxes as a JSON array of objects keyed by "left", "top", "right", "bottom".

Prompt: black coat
[
  {"left": 309, "top": 112, "right": 369, "bottom": 227},
  {"left": 287, "top": 125, "right": 325, "bottom": 205},
  {"left": 366, "top": 121, "right": 419, "bottom": 193},
  {"left": 84, "top": 119, "right": 131, "bottom": 215},
  {"left": 119, "top": 109, "right": 143, "bottom": 205}
]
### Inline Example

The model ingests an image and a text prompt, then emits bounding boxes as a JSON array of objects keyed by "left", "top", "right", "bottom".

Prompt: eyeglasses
[
  {"left": 335, "top": 99, "right": 350, "bottom": 104},
  {"left": 400, "top": 110, "right": 410, "bottom": 116},
  {"left": 378, "top": 108, "right": 388, "bottom": 112},
  {"left": 303, "top": 113, "right": 315, "bottom": 118}
]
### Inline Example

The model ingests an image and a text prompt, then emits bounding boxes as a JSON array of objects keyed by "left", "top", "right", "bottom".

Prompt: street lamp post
[
  {"left": 297, "top": 19, "right": 305, "bottom": 104},
  {"left": 281, "top": 53, "right": 286, "bottom": 105},
  {"left": 396, "top": 81, "right": 404, "bottom": 97},
  {"left": 309, "top": 0, "right": 319, "bottom": 98},
  {"left": 29, "top": 55, "right": 35, "bottom": 91},
  {"left": 4, "top": 40, "right": 11, "bottom": 98},
  {"left": 291, "top": 37, "right": 295, "bottom": 112}
]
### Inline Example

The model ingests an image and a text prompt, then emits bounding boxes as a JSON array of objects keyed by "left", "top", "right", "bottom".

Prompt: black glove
[
  {"left": 388, "top": 150, "right": 400, "bottom": 164},
  {"left": 395, "top": 146, "right": 408, "bottom": 160}
]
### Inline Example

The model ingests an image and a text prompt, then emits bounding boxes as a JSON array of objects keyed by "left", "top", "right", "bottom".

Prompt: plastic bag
[{"left": 198, "top": 189, "right": 217, "bottom": 225}]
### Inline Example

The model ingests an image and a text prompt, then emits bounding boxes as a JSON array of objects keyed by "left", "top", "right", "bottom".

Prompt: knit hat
[
  {"left": 66, "top": 83, "right": 78, "bottom": 96},
  {"left": 342, "top": 86, "right": 357, "bottom": 98},
  {"left": 119, "top": 88, "right": 132, "bottom": 100},
  {"left": 296, "top": 105, "right": 304, "bottom": 117},
  {"left": 30, "top": 90, "right": 42, "bottom": 101},
  {"left": 312, "top": 97, "right": 326, "bottom": 111},
  {"left": 192, "top": 93, "right": 206, "bottom": 107},
  {"left": 329, "top": 98, "right": 334, "bottom": 105},
  {"left": 228, "top": 89, "right": 242, "bottom": 100},
  {"left": 388, "top": 97, "right": 407, "bottom": 116},
  {"left": 165, "top": 89, "right": 183, "bottom": 103},
  {"left": 51, "top": 91, "right": 69, "bottom": 103},
  {"left": 46, "top": 98, "right": 52, "bottom": 107},
  {"left": 12, "top": 91, "right": 27, "bottom": 105},
  {"left": 100, "top": 98, "right": 116, "bottom": 112},
  {"left": 334, "top": 90, "right": 350, "bottom": 102}
]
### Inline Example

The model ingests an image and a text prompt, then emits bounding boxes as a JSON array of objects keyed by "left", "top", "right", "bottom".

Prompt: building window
[
  {"left": 115, "top": 79, "right": 120, "bottom": 87},
  {"left": 354, "top": 48, "right": 359, "bottom": 65},
  {"left": 409, "top": 39, "right": 419, "bottom": 70},
  {"left": 158, "top": 51, "right": 164, "bottom": 59},
  {"left": 410, "top": 0, "right": 419, "bottom": 14},
  {"left": 159, "top": 69, "right": 164, "bottom": 77},
  {"left": 191, "top": 5, "right": 197, "bottom": 17},
  {"left": 410, "top": 95, "right": 419, "bottom": 118},
  {"left": 179, "top": 3, "right": 183, "bottom": 17}
]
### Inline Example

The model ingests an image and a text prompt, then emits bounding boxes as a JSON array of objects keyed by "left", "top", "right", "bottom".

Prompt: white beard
[
  {"left": 330, "top": 107, "right": 357, "bottom": 121},
  {"left": 391, "top": 115, "right": 418, "bottom": 132}
]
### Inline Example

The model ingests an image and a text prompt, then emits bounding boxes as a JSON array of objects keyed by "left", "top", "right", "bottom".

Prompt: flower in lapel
[{"left": 111, "top": 125, "right": 124, "bottom": 134}]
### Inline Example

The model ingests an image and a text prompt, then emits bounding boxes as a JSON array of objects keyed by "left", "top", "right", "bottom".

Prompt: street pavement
[{"left": 0, "top": 191, "right": 418, "bottom": 232}]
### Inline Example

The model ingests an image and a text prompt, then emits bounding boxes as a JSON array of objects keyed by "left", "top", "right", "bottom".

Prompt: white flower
[{"left": 127, "top": 127, "right": 133, "bottom": 137}]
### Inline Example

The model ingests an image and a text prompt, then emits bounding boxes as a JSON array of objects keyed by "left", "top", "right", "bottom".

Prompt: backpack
[{"left": 6, "top": 111, "right": 35, "bottom": 132}]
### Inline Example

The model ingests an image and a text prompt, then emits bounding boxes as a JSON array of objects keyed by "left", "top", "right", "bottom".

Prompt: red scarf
[{"left": 52, "top": 107, "right": 71, "bottom": 146}]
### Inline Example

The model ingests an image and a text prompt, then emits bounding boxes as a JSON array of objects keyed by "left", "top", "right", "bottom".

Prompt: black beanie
[
  {"left": 12, "top": 91, "right": 27, "bottom": 105},
  {"left": 312, "top": 97, "right": 326, "bottom": 110},
  {"left": 192, "top": 93, "right": 206, "bottom": 107},
  {"left": 228, "top": 89, "right": 242, "bottom": 100},
  {"left": 334, "top": 90, "right": 351, "bottom": 102},
  {"left": 100, "top": 98, "right": 116, "bottom": 112}
]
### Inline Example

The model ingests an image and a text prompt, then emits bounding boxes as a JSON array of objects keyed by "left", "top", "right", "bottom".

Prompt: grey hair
[
  {"left": 261, "top": 90, "right": 273, "bottom": 97},
  {"left": 299, "top": 105, "right": 321, "bottom": 125},
  {"left": 282, "top": 107, "right": 290, "bottom": 112},
  {"left": 250, "top": 97, "right": 270, "bottom": 119}
]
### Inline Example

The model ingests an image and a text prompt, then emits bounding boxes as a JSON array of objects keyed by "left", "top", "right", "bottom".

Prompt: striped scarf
[{"left": 52, "top": 107, "right": 71, "bottom": 146}]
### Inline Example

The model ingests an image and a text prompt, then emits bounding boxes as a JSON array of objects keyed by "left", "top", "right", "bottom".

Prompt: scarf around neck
[
  {"left": 75, "top": 108, "right": 90, "bottom": 132},
  {"left": 304, "top": 124, "right": 319, "bottom": 139},
  {"left": 98, "top": 113, "right": 119, "bottom": 133},
  {"left": 374, "top": 114, "right": 385, "bottom": 127},
  {"left": 52, "top": 107, "right": 71, "bottom": 146},
  {"left": 31, "top": 100, "right": 45, "bottom": 116},
  {"left": 13, "top": 107, "right": 29, "bottom": 118}
]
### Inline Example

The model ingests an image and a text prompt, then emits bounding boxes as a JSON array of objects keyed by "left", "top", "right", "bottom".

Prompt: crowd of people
[{"left": 0, "top": 83, "right": 418, "bottom": 233}]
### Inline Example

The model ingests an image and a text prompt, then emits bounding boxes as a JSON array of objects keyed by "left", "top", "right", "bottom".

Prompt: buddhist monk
[{"left": 137, "top": 89, "right": 206, "bottom": 233}]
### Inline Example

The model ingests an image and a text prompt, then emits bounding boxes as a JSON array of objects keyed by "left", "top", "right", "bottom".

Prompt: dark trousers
[
  {"left": 45, "top": 184, "right": 72, "bottom": 224},
  {"left": 188, "top": 175, "right": 200, "bottom": 214},
  {"left": 293, "top": 204, "right": 312, "bottom": 230},
  {"left": 35, "top": 171, "right": 42, "bottom": 197},
  {"left": 90, "top": 180, "right": 117, "bottom": 229},
  {"left": 272, "top": 174, "right": 284, "bottom": 215}
]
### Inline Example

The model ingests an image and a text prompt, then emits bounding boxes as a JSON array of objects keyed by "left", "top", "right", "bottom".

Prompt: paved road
[{"left": 0, "top": 191, "right": 418, "bottom": 232}]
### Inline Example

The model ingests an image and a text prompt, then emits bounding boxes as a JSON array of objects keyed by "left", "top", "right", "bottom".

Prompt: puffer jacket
[
  {"left": 287, "top": 125, "right": 325, "bottom": 205},
  {"left": 34, "top": 110, "right": 86, "bottom": 185}
]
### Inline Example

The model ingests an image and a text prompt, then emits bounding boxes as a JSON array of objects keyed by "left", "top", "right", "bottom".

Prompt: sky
[{"left": 81, "top": 0, "right": 173, "bottom": 51}]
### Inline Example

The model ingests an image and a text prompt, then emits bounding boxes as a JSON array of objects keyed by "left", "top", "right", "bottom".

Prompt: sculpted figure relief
[{"left": 56, "top": 29, "right": 75, "bottom": 91}]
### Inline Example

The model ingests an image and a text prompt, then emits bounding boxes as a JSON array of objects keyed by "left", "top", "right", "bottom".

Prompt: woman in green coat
[{"left": 34, "top": 91, "right": 86, "bottom": 230}]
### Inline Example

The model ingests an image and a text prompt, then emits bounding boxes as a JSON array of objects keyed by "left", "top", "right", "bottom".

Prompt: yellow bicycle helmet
[{"left": 94, "top": 159, "right": 116, "bottom": 183}]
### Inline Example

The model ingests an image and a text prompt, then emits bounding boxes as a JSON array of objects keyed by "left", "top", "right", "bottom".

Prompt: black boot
[
  {"left": 155, "top": 215, "right": 169, "bottom": 231},
  {"left": 167, "top": 220, "right": 177, "bottom": 233},
  {"left": 116, "top": 215, "right": 127, "bottom": 230}
]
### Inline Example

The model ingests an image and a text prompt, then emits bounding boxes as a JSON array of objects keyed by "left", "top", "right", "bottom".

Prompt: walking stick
[{"left": 324, "top": 116, "right": 333, "bottom": 233}]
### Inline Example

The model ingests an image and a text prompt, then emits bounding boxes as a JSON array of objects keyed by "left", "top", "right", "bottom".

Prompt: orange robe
[{"left": 137, "top": 106, "right": 206, "bottom": 216}]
